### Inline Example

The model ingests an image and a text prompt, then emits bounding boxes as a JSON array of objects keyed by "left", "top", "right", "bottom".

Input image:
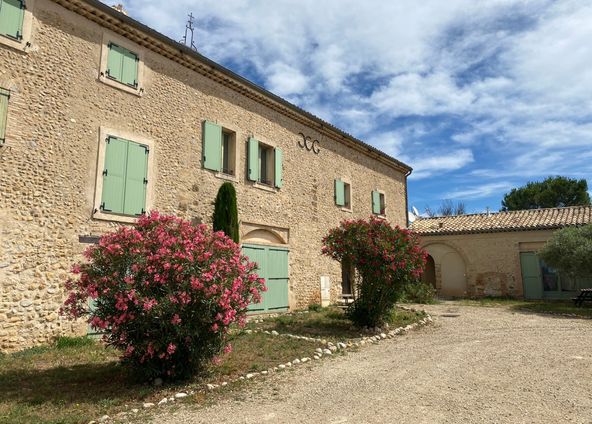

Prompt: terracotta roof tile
[{"left": 410, "top": 205, "right": 592, "bottom": 236}]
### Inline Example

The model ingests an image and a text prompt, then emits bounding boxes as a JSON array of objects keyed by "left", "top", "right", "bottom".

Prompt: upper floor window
[
  {"left": 202, "top": 121, "right": 237, "bottom": 177},
  {"left": 99, "top": 33, "right": 144, "bottom": 96},
  {"left": 93, "top": 128, "right": 154, "bottom": 223},
  {"left": 0, "top": 0, "right": 24, "bottom": 41},
  {"left": 247, "top": 137, "right": 282, "bottom": 189},
  {"left": 106, "top": 42, "right": 139, "bottom": 88},
  {"left": 372, "top": 190, "right": 386, "bottom": 216},
  {"left": 335, "top": 179, "right": 352, "bottom": 211}
]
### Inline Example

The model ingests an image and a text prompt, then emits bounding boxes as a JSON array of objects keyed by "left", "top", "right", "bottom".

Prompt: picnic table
[{"left": 572, "top": 288, "right": 592, "bottom": 306}]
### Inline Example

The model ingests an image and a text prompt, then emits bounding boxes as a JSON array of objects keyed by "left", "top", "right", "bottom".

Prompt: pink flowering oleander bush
[
  {"left": 61, "top": 212, "right": 265, "bottom": 381},
  {"left": 322, "top": 217, "right": 427, "bottom": 328}
]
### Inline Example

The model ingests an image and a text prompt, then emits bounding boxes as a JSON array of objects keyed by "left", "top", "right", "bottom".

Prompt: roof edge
[{"left": 53, "top": 0, "right": 412, "bottom": 174}]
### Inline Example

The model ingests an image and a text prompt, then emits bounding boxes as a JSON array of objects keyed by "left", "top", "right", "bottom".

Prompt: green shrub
[
  {"left": 55, "top": 336, "right": 96, "bottom": 349},
  {"left": 399, "top": 281, "right": 437, "bottom": 304},
  {"left": 212, "top": 182, "right": 239, "bottom": 243},
  {"left": 539, "top": 224, "right": 592, "bottom": 278},
  {"left": 307, "top": 303, "right": 323, "bottom": 312}
]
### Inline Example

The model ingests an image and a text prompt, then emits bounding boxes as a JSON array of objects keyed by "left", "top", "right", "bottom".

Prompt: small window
[
  {"left": 372, "top": 190, "right": 386, "bottom": 215},
  {"left": 335, "top": 179, "right": 352, "bottom": 210},
  {"left": 0, "top": 87, "right": 9, "bottom": 145},
  {"left": 202, "top": 121, "right": 237, "bottom": 177},
  {"left": 106, "top": 43, "right": 139, "bottom": 88},
  {"left": 259, "top": 143, "right": 274, "bottom": 186},
  {"left": 0, "top": 0, "right": 25, "bottom": 41},
  {"left": 221, "top": 131, "right": 236, "bottom": 176},
  {"left": 248, "top": 137, "right": 283, "bottom": 189}
]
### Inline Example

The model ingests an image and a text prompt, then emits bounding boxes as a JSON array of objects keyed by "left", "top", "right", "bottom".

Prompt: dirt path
[{"left": 151, "top": 304, "right": 592, "bottom": 423}]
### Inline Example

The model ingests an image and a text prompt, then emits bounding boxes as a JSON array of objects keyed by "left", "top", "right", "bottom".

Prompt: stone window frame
[
  {"left": 251, "top": 135, "right": 279, "bottom": 193},
  {"left": 92, "top": 126, "right": 155, "bottom": 224},
  {"left": 339, "top": 177, "right": 353, "bottom": 213},
  {"left": 0, "top": 0, "right": 35, "bottom": 53},
  {"left": 214, "top": 119, "right": 241, "bottom": 183},
  {"left": 98, "top": 31, "right": 145, "bottom": 97}
]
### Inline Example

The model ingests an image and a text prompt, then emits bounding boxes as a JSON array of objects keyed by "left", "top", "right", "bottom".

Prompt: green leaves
[
  {"left": 501, "top": 176, "right": 590, "bottom": 211},
  {"left": 539, "top": 224, "right": 592, "bottom": 278}
]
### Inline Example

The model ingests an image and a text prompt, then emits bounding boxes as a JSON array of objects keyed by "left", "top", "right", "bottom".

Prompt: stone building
[
  {"left": 0, "top": 0, "right": 411, "bottom": 351},
  {"left": 411, "top": 206, "right": 592, "bottom": 299}
]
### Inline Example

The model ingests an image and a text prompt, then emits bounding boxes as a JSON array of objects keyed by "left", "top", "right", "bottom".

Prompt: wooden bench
[{"left": 572, "top": 288, "right": 592, "bottom": 307}]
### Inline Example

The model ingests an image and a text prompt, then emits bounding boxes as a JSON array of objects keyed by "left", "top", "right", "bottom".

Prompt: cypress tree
[{"left": 212, "top": 182, "right": 239, "bottom": 243}]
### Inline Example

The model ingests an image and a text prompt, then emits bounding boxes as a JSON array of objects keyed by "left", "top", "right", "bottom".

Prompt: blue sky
[{"left": 108, "top": 0, "right": 592, "bottom": 214}]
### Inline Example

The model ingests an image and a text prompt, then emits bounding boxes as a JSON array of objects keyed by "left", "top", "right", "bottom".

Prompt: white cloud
[
  {"left": 406, "top": 149, "right": 474, "bottom": 180},
  {"left": 443, "top": 182, "right": 513, "bottom": 200}
]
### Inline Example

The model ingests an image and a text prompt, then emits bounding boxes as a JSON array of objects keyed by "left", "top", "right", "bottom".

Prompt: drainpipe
[{"left": 404, "top": 168, "right": 412, "bottom": 227}]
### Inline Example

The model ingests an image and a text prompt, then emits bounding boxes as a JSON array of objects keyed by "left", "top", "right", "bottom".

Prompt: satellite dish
[{"left": 412, "top": 206, "right": 420, "bottom": 217}]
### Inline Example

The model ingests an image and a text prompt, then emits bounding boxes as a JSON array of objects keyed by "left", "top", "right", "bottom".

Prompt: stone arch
[
  {"left": 421, "top": 254, "right": 436, "bottom": 289},
  {"left": 422, "top": 242, "right": 467, "bottom": 298},
  {"left": 242, "top": 228, "right": 286, "bottom": 245}
]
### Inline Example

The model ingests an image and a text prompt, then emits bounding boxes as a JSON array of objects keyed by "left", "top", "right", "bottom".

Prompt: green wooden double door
[{"left": 242, "top": 244, "right": 289, "bottom": 312}]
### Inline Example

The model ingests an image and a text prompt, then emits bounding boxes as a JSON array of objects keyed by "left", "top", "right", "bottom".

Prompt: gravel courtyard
[{"left": 152, "top": 304, "right": 592, "bottom": 423}]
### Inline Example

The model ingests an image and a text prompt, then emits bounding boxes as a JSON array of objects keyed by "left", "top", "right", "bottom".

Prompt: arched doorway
[
  {"left": 242, "top": 227, "right": 289, "bottom": 312},
  {"left": 424, "top": 243, "right": 467, "bottom": 298},
  {"left": 421, "top": 254, "right": 436, "bottom": 289}
]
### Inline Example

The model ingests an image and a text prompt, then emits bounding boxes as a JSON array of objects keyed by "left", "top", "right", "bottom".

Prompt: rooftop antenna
[{"left": 180, "top": 13, "right": 197, "bottom": 51}]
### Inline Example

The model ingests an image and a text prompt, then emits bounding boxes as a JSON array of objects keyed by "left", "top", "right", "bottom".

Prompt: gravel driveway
[{"left": 151, "top": 304, "right": 592, "bottom": 423}]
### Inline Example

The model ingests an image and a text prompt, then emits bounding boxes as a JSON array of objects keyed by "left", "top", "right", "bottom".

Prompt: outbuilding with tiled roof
[{"left": 410, "top": 206, "right": 592, "bottom": 299}]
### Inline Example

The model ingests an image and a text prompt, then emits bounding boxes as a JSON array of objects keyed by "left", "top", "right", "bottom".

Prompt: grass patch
[
  {"left": 457, "top": 298, "right": 592, "bottom": 318},
  {"left": 248, "top": 306, "right": 425, "bottom": 341},
  {"left": 0, "top": 332, "right": 319, "bottom": 424}
]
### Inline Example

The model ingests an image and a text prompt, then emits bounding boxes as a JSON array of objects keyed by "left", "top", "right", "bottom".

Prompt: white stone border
[{"left": 87, "top": 307, "right": 433, "bottom": 423}]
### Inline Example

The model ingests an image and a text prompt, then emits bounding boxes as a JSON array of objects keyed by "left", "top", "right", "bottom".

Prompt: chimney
[{"left": 112, "top": 4, "right": 128, "bottom": 15}]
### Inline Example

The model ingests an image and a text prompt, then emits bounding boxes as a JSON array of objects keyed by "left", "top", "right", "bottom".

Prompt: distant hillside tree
[
  {"left": 425, "top": 200, "right": 466, "bottom": 217},
  {"left": 213, "top": 182, "right": 239, "bottom": 243},
  {"left": 501, "top": 176, "right": 590, "bottom": 211}
]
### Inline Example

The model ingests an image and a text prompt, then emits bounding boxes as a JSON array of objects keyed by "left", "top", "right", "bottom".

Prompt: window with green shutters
[
  {"left": 202, "top": 121, "right": 237, "bottom": 176},
  {"left": 372, "top": 190, "right": 385, "bottom": 215},
  {"left": 100, "top": 136, "right": 148, "bottom": 216},
  {"left": 0, "top": 0, "right": 25, "bottom": 41},
  {"left": 0, "top": 87, "right": 8, "bottom": 145},
  {"left": 247, "top": 137, "right": 283, "bottom": 188},
  {"left": 106, "top": 42, "right": 139, "bottom": 88},
  {"left": 335, "top": 179, "right": 351, "bottom": 209}
]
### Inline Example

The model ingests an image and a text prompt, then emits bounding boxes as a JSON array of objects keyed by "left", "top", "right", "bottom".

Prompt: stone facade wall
[
  {"left": 0, "top": 0, "right": 408, "bottom": 351},
  {"left": 419, "top": 229, "right": 555, "bottom": 298}
]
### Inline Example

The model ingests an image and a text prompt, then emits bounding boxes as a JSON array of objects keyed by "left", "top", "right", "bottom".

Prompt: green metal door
[
  {"left": 242, "top": 244, "right": 289, "bottom": 312},
  {"left": 520, "top": 252, "right": 543, "bottom": 300}
]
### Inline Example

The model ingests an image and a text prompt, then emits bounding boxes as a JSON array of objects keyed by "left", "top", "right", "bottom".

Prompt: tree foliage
[
  {"left": 539, "top": 225, "right": 592, "bottom": 278},
  {"left": 213, "top": 182, "right": 239, "bottom": 243},
  {"left": 501, "top": 176, "right": 590, "bottom": 211},
  {"left": 322, "top": 217, "right": 427, "bottom": 327},
  {"left": 61, "top": 212, "right": 264, "bottom": 380}
]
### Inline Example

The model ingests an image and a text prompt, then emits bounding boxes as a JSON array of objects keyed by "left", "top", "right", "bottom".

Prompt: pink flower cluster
[{"left": 61, "top": 211, "right": 265, "bottom": 380}]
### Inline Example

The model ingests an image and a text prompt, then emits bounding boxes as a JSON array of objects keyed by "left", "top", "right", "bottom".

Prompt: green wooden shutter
[
  {"left": 0, "top": 88, "right": 8, "bottom": 143},
  {"left": 243, "top": 245, "right": 267, "bottom": 312},
  {"left": 203, "top": 121, "right": 222, "bottom": 171},
  {"left": 274, "top": 148, "right": 283, "bottom": 188},
  {"left": 335, "top": 179, "right": 345, "bottom": 206},
  {"left": 101, "top": 137, "right": 128, "bottom": 214},
  {"left": 0, "top": 0, "right": 25, "bottom": 40},
  {"left": 106, "top": 43, "right": 124, "bottom": 82},
  {"left": 121, "top": 48, "right": 139, "bottom": 87},
  {"left": 248, "top": 137, "right": 259, "bottom": 181},
  {"left": 520, "top": 252, "right": 543, "bottom": 300},
  {"left": 123, "top": 141, "right": 148, "bottom": 216},
  {"left": 372, "top": 191, "right": 381, "bottom": 214},
  {"left": 266, "top": 247, "right": 289, "bottom": 310}
]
